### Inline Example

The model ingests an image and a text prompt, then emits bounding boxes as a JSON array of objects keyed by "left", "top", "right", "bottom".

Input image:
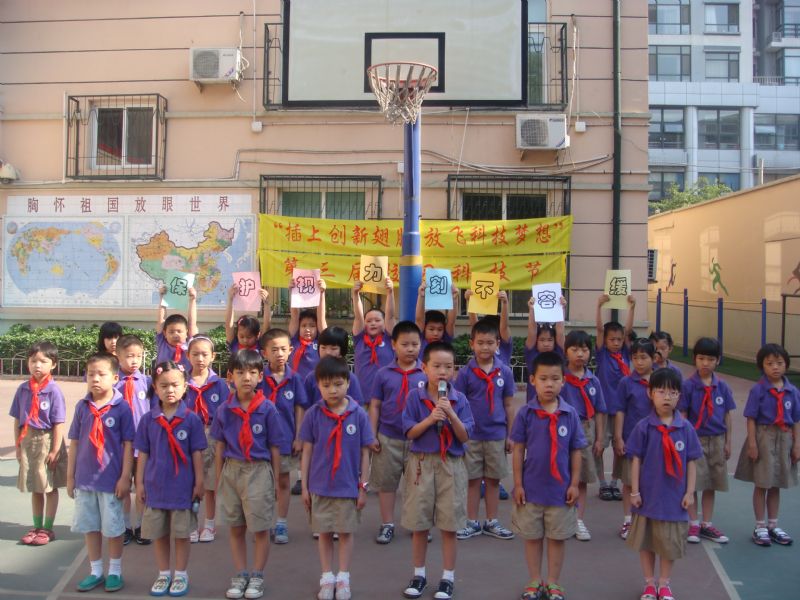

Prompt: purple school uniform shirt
[
  {"left": 114, "top": 370, "right": 152, "bottom": 429},
  {"left": 419, "top": 331, "right": 453, "bottom": 355},
  {"left": 561, "top": 369, "right": 607, "bottom": 420},
  {"left": 525, "top": 344, "right": 564, "bottom": 400},
  {"left": 289, "top": 334, "right": 320, "bottom": 381},
  {"left": 454, "top": 357, "right": 515, "bottom": 441},
  {"left": 185, "top": 370, "right": 229, "bottom": 427},
  {"left": 402, "top": 385, "right": 475, "bottom": 456},
  {"left": 510, "top": 398, "right": 587, "bottom": 506},
  {"left": 9, "top": 378, "right": 66, "bottom": 431},
  {"left": 353, "top": 330, "right": 395, "bottom": 400},
  {"left": 258, "top": 365, "right": 307, "bottom": 455},
  {"left": 496, "top": 337, "right": 514, "bottom": 367},
  {"left": 304, "top": 370, "right": 365, "bottom": 408},
  {"left": 134, "top": 402, "right": 207, "bottom": 510},
  {"left": 227, "top": 339, "right": 262, "bottom": 355},
  {"left": 615, "top": 374, "right": 653, "bottom": 441},
  {"left": 661, "top": 361, "right": 683, "bottom": 377},
  {"left": 595, "top": 346, "right": 631, "bottom": 414},
  {"left": 210, "top": 392, "right": 284, "bottom": 462},
  {"left": 68, "top": 390, "right": 135, "bottom": 493},
  {"left": 370, "top": 360, "right": 427, "bottom": 440},
  {"left": 743, "top": 377, "right": 800, "bottom": 427},
  {"left": 155, "top": 332, "right": 192, "bottom": 373},
  {"left": 626, "top": 411, "right": 703, "bottom": 521},
  {"left": 299, "top": 398, "right": 374, "bottom": 498},
  {"left": 678, "top": 372, "right": 736, "bottom": 436}
]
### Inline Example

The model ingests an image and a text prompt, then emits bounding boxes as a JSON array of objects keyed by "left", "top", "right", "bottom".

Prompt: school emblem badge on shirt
[
  {"left": 558, "top": 425, "right": 568, "bottom": 437},
  {"left": 252, "top": 424, "right": 263, "bottom": 434},
  {"left": 138, "top": 391, "right": 147, "bottom": 400},
  {"left": 39, "top": 400, "right": 49, "bottom": 411},
  {"left": 675, "top": 440, "right": 685, "bottom": 451},
  {"left": 715, "top": 396, "right": 724, "bottom": 405},
  {"left": 497, "top": 378, "right": 505, "bottom": 387},
  {"left": 176, "top": 429, "right": 188, "bottom": 441},
  {"left": 105, "top": 416, "right": 115, "bottom": 428},
  {"left": 210, "top": 394, "right": 219, "bottom": 403},
  {"left": 417, "top": 381, "right": 425, "bottom": 388},
  {"left": 589, "top": 387, "right": 596, "bottom": 396},
  {"left": 346, "top": 424, "right": 357, "bottom": 436},
  {"left": 285, "top": 391, "right": 294, "bottom": 400}
]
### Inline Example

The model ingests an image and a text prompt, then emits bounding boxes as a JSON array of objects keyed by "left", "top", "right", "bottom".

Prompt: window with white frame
[
  {"left": 648, "top": 0, "right": 691, "bottom": 35},
  {"left": 91, "top": 106, "right": 155, "bottom": 168},
  {"left": 705, "top": 3, "right": 739, "bottom": 34},
  {"left": 705, "top": 51, "right": 739, "bottom": 82}
]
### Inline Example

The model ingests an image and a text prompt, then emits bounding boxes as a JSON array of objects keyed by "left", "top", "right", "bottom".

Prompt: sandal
[
  {"left": 19, "top": 527, "right": 39, "bottom": 545},
  {"left": 520, "top": 580, "right": 546, "bottom": 600},
  {"left": 546, "top": 583, "right": 566, "bottom": 600},
  {"left": 29, "top": 528, "right": 54, "bottom": 546},
  {"left": 150, "top": 574, "right": 171, "bottom": 597}
]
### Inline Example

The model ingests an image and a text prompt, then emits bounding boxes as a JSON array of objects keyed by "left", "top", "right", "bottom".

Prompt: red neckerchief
[
  {"left": 264, "top": 375, "right": 289, "bottom": 404},
  {"left": 229, "top": 391, "right": 266, "bottom": 461},
  {"left": 534, "top": 409, "right": 563, "bottom": 482},
  {"left": 363, "top": 334, "right": 383, "bottom": 365},
  {"left": 656, "top": 424, "right": 683, "bottom": 479},
  {"left": 319, "top": 404, "right": 353, "bottom": 480},
  {"left": 694, "top": 384, "right": 715, "bottom": 430},
  {"left": 769, "top": 388, "right": 790, "bottom": 432},
  {"left": 421, "top": 396, "right": 454, "bottom": 462},
  {"left": 87, "top": 401, "right": 113, "bottom": 464},
  {"left": 17, "top": 374, "right": 51, "bottom": 447},
  {"left": 123, "top": 375, "right": 135, "bottom": 411},
  {"left": 292, "top": 337, "right": 313, "bottom": 371},
  {"left": 173, "top": 344, "right": 183, "bottom": 363},
  {"left": 392, "top": 367, "right": 418, "bottom": 413},
  {"left": 155, "top": 415, "right": 188, "bottom": 474},
  {"left": 610, "top": 352, "right": 630, "bottom": 376},
  {"left": 564, "top": 373, "right": 595, "bottom": 420},
  {"left": 188, "top": 381, "right": 214, "bottom": 426},
  {"left": 472, "top": 367, "right": 501, "bottom": 414}
]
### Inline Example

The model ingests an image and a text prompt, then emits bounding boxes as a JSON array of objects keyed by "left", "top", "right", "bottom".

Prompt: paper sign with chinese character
[
  {"left": 291, "top": 268, "right": 321, "bottom": 308},
  {"left": 603, "top": 269, "right": 632, "bottom": 310},
  {"left": 468, "top": 272, "right": 500, "bottom": 315},
  {"left": 425, "top": 268, "right": 453, "bottom": 310},
  {"left": 359, "top": 255, "right": 389, "bottom": 294},
  {"left": 532, "top": 282, "right": 564, "bottom": 322},
  {"left": 232, "top": 271, "right": 262, "bottom": 312},
  {"left": 162, "top": 271, "right": 195, "bottom": 310}
]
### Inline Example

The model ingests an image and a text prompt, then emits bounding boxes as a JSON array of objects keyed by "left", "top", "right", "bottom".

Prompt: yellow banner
[
  {"left": 259, "top": 251, "right": 567, "bottom": 290},
  {"left": 259, "top": 214, "right": 572, "bottom": 256}
]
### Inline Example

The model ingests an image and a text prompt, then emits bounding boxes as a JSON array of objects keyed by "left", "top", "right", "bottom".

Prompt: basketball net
[{"left": 367, "top": 62, "right": 438, "bottom": 125}]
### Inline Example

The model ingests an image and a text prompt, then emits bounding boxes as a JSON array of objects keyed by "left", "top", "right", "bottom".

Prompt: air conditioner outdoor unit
[
  {"left": 515, "top": 114, "right": 570, "bottom": 150},
  {"left": 190, "top": 48, "right": 243, "bottom": 83}
]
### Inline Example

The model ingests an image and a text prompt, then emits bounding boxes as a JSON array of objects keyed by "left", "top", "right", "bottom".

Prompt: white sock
[
  {"left": 623, "top": 515, "right": 632, "bottom": 524},
  {"left": 320, "top": 572, "right": 335, "bottom": 584},
  {"left": 204, "top": 518, "right": 215, "bottom": 530},
  {"left": 174, "top": 570, "right": 188, "bottom": 582},
  {"left": 90, "top": 559, "right": 103, "bottom": 578},
  {"left": 414, "top": 567, "right": 426, "bottom": 578},
  {"left": 701, "top": 521, "right": 710, "bottom": 528},
  {"left": 108, "top": 557, "right": 122, "bottom": 577},
  {"left": 159, "top": 570, "right": 171, "bottom": 578},
  {"left": 336, "top": 571, "right": 350, "bottom": 583},
  {"left": 485, "top": 518, "right": 497, "bottom": 526},
  {"left": 382, "top": 522, "right": 395, "bottom": 527},
  {"left": 442, "top": 569, "right": 455, "bottom": 583},
  {"left": 276, "top": 517, "right": 287, "bottom": 525},
  {"left": 690, "top": 520, "right": 700, "bottom": 526}
]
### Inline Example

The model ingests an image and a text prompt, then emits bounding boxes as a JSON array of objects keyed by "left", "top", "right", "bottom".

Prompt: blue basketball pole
[{"left": 399, "top": 116, "right": 422, "bottom": 322}]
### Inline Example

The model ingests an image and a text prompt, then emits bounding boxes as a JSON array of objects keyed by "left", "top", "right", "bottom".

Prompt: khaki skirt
[
  {"left": 579, "top": 419, "right": 597, "bottom": 484},
  {"left": 734, "top": 424, "right": 798, "bottom": 489},
  {"left": 626, "top": 514, "right": 687, "bottom": 560}
]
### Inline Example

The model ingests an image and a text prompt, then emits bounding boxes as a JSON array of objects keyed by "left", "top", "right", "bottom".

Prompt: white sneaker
[
  {"left": 198, "top": 527, "right": 216, "bottom": 542},
  {"left": 575, "top": 519, "right": 591, "bottom": 541},
  {"left": 244, "top": 576, "right": 264, "bottom": 599},
  {"left": 189, "top": 529, "right": 199, "bottom": 543}
]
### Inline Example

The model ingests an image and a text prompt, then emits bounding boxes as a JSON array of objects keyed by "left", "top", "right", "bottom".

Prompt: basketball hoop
[{"left": 367, "top": 61, "right": 438, "bottom": 125}]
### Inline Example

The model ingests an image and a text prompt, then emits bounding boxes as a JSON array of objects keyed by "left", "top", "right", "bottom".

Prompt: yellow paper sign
[
  {"left": 359, "top": 255, "right": 389, "bottom": 294},
  {"left": 468, "top": 272, "right": 501, "bottom": 315},
  {"left": 603, "top": 269, "right": 632, "bottom": 310}
]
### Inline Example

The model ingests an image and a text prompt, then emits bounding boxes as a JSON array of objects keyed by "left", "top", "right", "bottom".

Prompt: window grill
[
  {"left": 66, "top": 94, "right": 167, "bottom": 180},
  {"left": 527, "top": 23, "right": 568, "bottom": 108}
]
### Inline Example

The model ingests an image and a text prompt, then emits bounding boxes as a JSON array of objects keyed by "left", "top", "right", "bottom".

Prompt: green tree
[{"left": 650, "top": 177, "right": 732, "bottom": 213}]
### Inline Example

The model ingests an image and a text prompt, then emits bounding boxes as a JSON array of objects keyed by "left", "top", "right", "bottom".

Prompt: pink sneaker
[
  {"left": 29, "top": 529, "right": 54, "bottom": 546},
  {"left": 657, "top": 585, "right": 675, "bottom": 600},
  {"left": 619, "top": 521, "right": 631, "bottom": 540},
  {"left": 20, "top": 528, "right": 39, "bottom": 545},
  {"left": 687, "top": 524, "right": 700, "bottom": 543},
  {"left": 640, "top": 585, "right": 657, "bottom": 600}
]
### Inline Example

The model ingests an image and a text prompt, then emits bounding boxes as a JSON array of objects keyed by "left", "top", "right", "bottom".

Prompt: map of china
[{"left": 136, "top": 221, "right": 234, "bottom": 295}]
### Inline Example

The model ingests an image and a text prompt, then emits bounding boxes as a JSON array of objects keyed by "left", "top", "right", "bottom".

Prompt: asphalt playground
[{"left": 0, "top": 365, "right": 797, "bottom": 599}]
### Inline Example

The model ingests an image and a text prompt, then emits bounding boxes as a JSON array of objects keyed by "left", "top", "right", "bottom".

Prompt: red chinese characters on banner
[
  {"left": 515, "top": 224, "right": 528, "bottom": 245},
  {"left": 352, "top": 225, "right": 368, "bottom": 246},
  {"left": 284, "top": 256, "right": 298, "bottom": 275},
  {"left": 424, "top": 227, "right": 444, "bottom": 248},
  {"left": 492, "top": 225, "right": 508, "bottom": 246},
  {"left": 449, "top": 226, "right": 467, "bottom": 246},
  {"left": 329, "top": 224, "right": 347, "bottom": 246},
  {"left": 451, "top": 262, "right": 472, "bottom": 283},
  {"left": 470, "top": 225, "right": 486, "bottom": 245},
  {"left": 320, "top": 261, "right": 334, "bottom": 279},
  {"left": 307, "top": 226, "right": 322, "bottom": 243},
  {"left": 535, "top": 223, "right": 551, "bottom": 244},
  {"left": 285, "top": 223, "right": 302, "bottom": 243},
  {"left": 348, "top": 261, "right": 361, "bottom": 282},
  {"left": 388, "top": 263, "right": 399, "bottom": 282},
  {"left": 372, "top": 226, "right": 389, "bottom": 247},
  {"left": 489, "top": 261, "right": 510, "bottom": 282},
  {"left": 395, "top": 227, "right": 403, "bottom": 248},
  {"left": 526, "top": 260, "right": 542, "bottom": 281}
]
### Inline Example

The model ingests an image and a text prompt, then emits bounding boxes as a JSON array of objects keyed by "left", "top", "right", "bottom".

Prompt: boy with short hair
[
  {"left": 156, "top": 285, "right": 198, "bottom": 373},
  {"left": 454, "top": 319, "right": 516, "bottom": 541},
  {"left": 466, "top": 290, "right": 514, "bottom": 367},
  {"left": 304, "top": 326, "right": 365, "bottom": 407},
  {"left": 679, "top": 337, "right": 735, "bottom": 544},
  {"left": 212, "top": 350, "right": 283, "bottom": 600},
  {"left": 258, "top": 328, "right": 308, "bottom": 544},
  {"left": 401, "top": 342, "right": 474, "bottom": 600},
  {"left": 289, "top": 277, "right": 328, "bottom": 381},
  {"left": 415, "top": 277, "right": 458, "bottom": 353},
  {"left": 10, "top": 341, "right": 68, "bottom": 546},
  {"left": 594, "top": 293, "right": 636, "bottom": 501},
  {"left": 369, "top": 321, "right": 427, "bottom": 545},
  {"left": 511, "top": 351, "right": 587, "bottom": 600},
  {"left": 114, "top": 334, "right": 152, "bottom": 545},
  {"left": 67, "top": 353, "right": 134, "bottom": 593},
  {"left": 300, "top": 356, "right": 374, "bottom": 600}
]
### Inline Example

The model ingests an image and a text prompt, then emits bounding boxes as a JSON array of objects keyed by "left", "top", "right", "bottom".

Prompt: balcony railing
[
  {"left": 754, "top": 76, "right": 786, "bottom": 85},
  {"left": 775, "top": 23, "right": 800, "bottom": 39}
]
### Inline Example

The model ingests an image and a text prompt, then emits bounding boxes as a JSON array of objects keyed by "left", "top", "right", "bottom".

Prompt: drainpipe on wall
[{"left": 611, "top": 0, "right": 622, "bottom": 323}]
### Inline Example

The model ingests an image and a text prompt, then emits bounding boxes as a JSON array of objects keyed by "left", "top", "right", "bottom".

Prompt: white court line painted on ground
[
  {"left": 703, "top": 541, "right": 743, "bottom": 600},
  {"left": 45, "top": 543, "right": 86, "bottom": 600}
]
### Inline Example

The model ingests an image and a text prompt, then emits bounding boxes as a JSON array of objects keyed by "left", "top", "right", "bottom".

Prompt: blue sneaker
[
  {"left": 499, "top": 482, "right": 509, "bottom": 500},
  {"left": 76, "top": 574, "right": 104, "bottom": 592},
  {"left": 104, "top": 574, "right": 124, "bottom": 593},
  {"left": 273, "top": 521, "right": 289, "bottom": 544}
]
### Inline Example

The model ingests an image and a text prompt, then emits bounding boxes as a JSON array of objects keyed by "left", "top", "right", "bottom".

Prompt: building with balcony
[{"left": 648, "top": 0, "right": 800, "bottom": 203}]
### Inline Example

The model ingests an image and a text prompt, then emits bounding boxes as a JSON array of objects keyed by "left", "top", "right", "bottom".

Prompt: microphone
[{"left": 436, "top": 380, "right": 447, "bottom": 435}]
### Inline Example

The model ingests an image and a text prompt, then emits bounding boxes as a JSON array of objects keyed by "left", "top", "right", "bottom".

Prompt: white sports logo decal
[
  {"left": 346, "top": 423, "right": 357, "bottom": 435},
  {"left": 176, "top": 429, "right": 188, "bottom": 441},
  {"left": 675, "top": 440, "right": 685, "bottom": 451},
  {"left": 557, "top": 425, "right": 568, "bottom": 437},
  {"left": 104, "top": 417, "right": 115, "bottom": 428}
]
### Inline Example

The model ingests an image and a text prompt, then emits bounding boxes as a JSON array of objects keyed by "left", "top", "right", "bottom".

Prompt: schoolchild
[
  {"left": 351, "top": 278, "right": 396, "bottom": 399},
  {"left": 299, "top": 356, "right": 374, "bottom": 600},
  {"left": 156, "top": 285, "right": 198, "bottom": 373},
  {"left": 211, "top": 350, "right": 283, "bottom": 600},
  {"left": 415, "top": 276, "right": 458, "bottom": 353},
  {"left": 649, "top": 331, "right": 682, "bottom": 376},
  {"left": 135, "top": 361, "right": 206, "bottom": 597},
  {"left": 10, "top": 341, "right": 68, "bottom": 546},
  {"left": 303, "top": 326, "right": 365, "bottom": 408},
  {"left": 465, "top": 289, "right": 514, "bottom": 367},
  {"left": 224, "top": 281, "right": 270, "bottom": 354},
  {"left": 734, "top": 343, "right": 800, "bottom": 546},
  {"left": 97, "top": 321, "right": 124, "bottom": 354},
  {"left": 524, "top": 295, "right": 567, "bottom": 400},
  {"left": 400, "top": 341, "right": 474, "bottom": 600},
  {"left": 288, "top": 276, "right": 328, "bottom": 381},
  {"left": 67, "top": 353, "right": 134, "bottom": 593}
]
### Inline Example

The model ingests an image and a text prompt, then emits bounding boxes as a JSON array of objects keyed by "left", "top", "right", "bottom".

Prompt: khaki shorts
[
  {"left": 734, "top": 424, "right": 798, "bottom": 489},
  {"left": 279, "top": 454, "right": 297, "bottom": 476},
  {"left": 401, "top": 452, "right": 467, "bottom": 532},
  {"left": 203, "top": 429, "right": 217, "bottom": 491},
  {"left": 511, "top": 502, "right": 577, "bottom": 540},
  {"left": 217, "top": 459, "right": 276, "bottom": 532},
  {"left": 310, "top": 494, "right": 360, "bottom": 533},
  {"left": 612, "top": 455, "right": 632, "bottom": 486},
  {"left": 464, "top": 439, "right": 509, "bottom": 481},
  {"left": 141, "top": 507, "right": 197, "bottom": 540},
  {"left": 626, "top": 514, "right": 687, "bottom": 560},
  {"left": 369, "top": 433, "right": 409, "bottom": 492},
  {"left": 597, "top": 414, "right": 613, "bottom": 448},
  {"left": 579, "top": 420, "right": 597, "bottom": 484},
  {"left": 17, "top": 428, "right": 67, "bottom": 493},
  {"left": 695, "top": 435, "right": 729, "bottom": 492}
]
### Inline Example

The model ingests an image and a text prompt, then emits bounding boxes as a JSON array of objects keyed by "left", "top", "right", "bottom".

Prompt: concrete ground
[{"left": 0, "top": 366, "right": 797, "bottom": 599}]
